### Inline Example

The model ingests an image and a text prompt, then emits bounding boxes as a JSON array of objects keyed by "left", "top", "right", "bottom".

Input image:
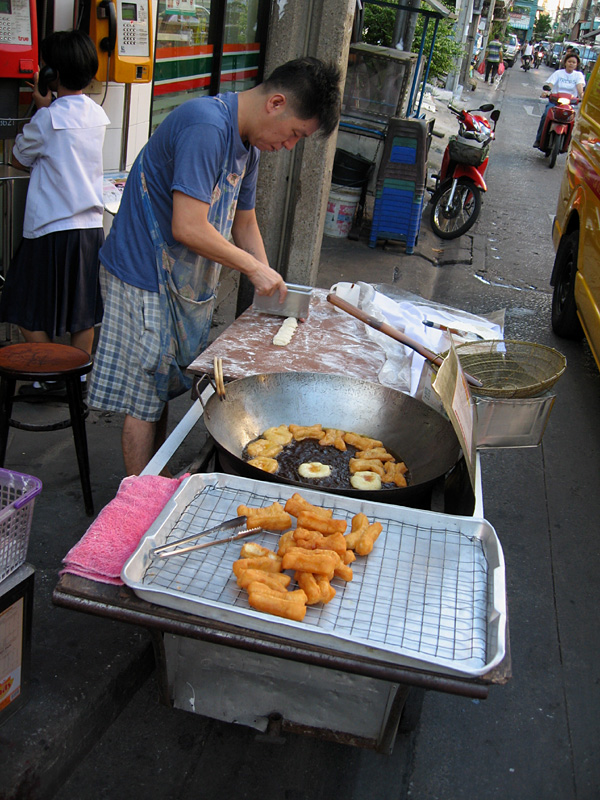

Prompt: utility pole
[
  {"left": 447, "top": 0, "right": 476, "bottom": 94},
  {"left": 479, "top": 0, "right": 497, "bottom": 65}
]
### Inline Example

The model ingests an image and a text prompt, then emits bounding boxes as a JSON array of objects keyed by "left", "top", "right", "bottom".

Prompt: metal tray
[
  {"left": 252, "top": 283, "right": 312, "bottom": 318},
  {"left": 122, "top": 474, "right": 506, "bottom": 678}
]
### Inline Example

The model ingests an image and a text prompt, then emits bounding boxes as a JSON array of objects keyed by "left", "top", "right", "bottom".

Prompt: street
[{"left": 3, "top": 63, "right": 599, "bottom": 800}]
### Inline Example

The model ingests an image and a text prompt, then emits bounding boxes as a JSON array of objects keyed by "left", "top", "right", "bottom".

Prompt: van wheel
[{"left": 552, "top": 231, "right": 583, "bottom": 339}]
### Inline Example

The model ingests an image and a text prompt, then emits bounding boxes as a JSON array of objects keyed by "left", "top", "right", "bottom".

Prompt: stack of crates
[{"left": 369, "top": 117, "right": 431, "bottom": 253}]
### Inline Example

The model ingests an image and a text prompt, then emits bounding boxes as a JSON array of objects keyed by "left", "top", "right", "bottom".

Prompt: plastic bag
[
  {"left": 477, "top": 61, "right": 485, "bottom": 75},
  {"left": 498, "top": 62, "right": 505, "bottom": 75}
]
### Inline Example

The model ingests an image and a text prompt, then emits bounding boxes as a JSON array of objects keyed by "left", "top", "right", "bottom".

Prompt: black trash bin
[{"left": 332, "top": 148, "right": 373, "bottom": 188}]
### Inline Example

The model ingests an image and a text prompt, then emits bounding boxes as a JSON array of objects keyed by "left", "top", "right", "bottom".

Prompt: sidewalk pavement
[{"left": 0, "top": 92, "right": 489, "bottom": 799}]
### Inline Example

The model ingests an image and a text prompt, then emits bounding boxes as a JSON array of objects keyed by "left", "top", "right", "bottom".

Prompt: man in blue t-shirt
[{"left": 89, "top": 57, "right": 341, "bottom": 475}]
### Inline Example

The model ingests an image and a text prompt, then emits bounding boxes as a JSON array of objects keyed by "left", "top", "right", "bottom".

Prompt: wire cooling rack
[{"left": 124, "top": 475, "right": 505, "bottom": 676}]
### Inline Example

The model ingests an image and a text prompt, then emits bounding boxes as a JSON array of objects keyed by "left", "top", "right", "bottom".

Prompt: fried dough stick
[
  {"left": 247, "top": 583, "right": 308, "bottom": 622},
  {"left": 237, "top": 501, "right": 292, "bottom": 531},
  {"left": 236, "top": 569, "right": 291, "bottom": 591},
  {"left": 296, "top": 511, "right": 347, "bottom": 535},
  {"left": 284, "top": 492, "right": 333, "bottom": 520}
]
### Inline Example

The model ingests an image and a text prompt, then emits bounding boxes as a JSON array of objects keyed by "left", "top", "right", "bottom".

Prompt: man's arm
[
  {"left": 171, "top": 191, "right": 286, "bottom": 299},
  {"left": 231, "top": 207, "right": 269, "bottom": 268}
]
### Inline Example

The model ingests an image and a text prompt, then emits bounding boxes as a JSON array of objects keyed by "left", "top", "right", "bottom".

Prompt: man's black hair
[
  {"left": 262, "top": 57, "right": 342, "bottom": 137},
  {"left": 41, "top": 30, "right": 98, "bottom": 91}
]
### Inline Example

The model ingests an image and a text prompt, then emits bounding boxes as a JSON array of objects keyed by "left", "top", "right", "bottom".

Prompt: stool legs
[
  {"left": 0, "top": 376, "right": 16, "bottom": 467},
  {"left": 65, "top": 378, "right": 94, "bottom": 516}
]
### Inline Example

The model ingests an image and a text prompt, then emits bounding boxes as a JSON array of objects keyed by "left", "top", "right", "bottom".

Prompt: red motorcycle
[
  {"left": 536, "top": 85, "right": 580, "bottom": 169},
  {"left": 429, "top": 103, "right": 500, "bottom": 239}
]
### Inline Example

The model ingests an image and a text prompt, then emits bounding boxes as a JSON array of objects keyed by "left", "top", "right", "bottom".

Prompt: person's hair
[
  {"left": 41, "top": 30, "right": 98, "bottom": 91},
  {"left": 261, "top": 57, "right": 342, "bottom": 137},
  {"left": 562, "top": 53, "right": 581, "bottom": 69}
]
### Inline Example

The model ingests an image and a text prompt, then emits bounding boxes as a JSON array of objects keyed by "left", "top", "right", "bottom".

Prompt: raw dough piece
[
  {"left": 273, "top": 317, "right": 298, "bottom": 346},
  {"left": 298, "top": 461, "right": 331, "bottom": 478},
  {"left": 350, "top": 471, "right": 382, "bottom": 491}
]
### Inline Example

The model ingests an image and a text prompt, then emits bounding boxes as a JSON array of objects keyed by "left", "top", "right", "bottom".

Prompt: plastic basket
[
  {"left": 0, "top": 469, "right": 42, "bottom": 582},
  {"left": 448, "top": 136, "right": 489, "bottom": 167},
  {"left": 450, "top": 340, "right": 567, "bottom": 398}
]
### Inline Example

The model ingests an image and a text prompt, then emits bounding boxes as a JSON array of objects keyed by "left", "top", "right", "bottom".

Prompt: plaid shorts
[{"left": 88, "top": 266, "right": 166, "bottom": 422}]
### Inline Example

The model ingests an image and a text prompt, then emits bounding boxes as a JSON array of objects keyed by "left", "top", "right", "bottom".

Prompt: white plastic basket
[{"left": 0, "top": 469, "right": 42, "bottom": 582}]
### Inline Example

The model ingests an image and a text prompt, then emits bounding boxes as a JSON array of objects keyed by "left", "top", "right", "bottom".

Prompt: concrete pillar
[
  {"left": 446, "top": 0, "right": 476, "bottom": 94},
  {"left": 255, "top": 0, "right": 356, "bottom": 287}
]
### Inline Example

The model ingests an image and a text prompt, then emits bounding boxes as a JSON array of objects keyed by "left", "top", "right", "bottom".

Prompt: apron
[{"left": 138, "top": 129, "right": 246, "bottom": 402}]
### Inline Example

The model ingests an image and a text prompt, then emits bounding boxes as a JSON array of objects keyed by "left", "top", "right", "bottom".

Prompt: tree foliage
[
  {"left": 362, "top": 1, "right": 464, "bottom": 80},
  {"left": 534, "top": 13, "right": 552, "bottom": 39}
]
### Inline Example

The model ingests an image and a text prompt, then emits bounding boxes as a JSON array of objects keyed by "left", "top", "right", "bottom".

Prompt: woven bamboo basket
[{"left": 450, "top": 340, "right": 567, "bottom": 398}]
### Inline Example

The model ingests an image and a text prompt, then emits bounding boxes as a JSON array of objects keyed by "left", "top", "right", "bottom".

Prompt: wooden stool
[{"left": 0, "top": 343, "right": 94, "bottom": 515}]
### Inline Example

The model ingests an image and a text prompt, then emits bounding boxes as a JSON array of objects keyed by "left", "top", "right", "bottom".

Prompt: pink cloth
[{"left": 61, "top": 474, "right": 187, "bottom": 585}]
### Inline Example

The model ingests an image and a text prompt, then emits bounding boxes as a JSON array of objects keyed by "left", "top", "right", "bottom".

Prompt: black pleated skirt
[{"left": 0, "top": 228, "right": 104, "bottom": 337}]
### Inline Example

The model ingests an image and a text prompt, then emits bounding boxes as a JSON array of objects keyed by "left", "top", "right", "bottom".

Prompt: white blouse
[{"left": 13, "top": 94, "right": 110, "bottom": 238}]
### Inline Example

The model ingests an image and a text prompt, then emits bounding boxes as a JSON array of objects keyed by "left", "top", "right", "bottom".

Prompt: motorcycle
[
  {"left": 521, "top": 54, "right": 532, "bottom": 71},
  {"left": 536, "top": 84, "right": 580, "bottom": 169},
  {"left": 429, "top": 103, "right": 501, "bottom": 239},
  {"left": 534, "top": 50, "right": 543, "bottom": 69}
]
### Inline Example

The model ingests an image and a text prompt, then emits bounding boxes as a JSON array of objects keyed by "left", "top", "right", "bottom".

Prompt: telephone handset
[
  {"left": 37, "top": 65, "right": 57, "bottom": 97},
  {"left": 98, "top": 0, "right": 116, "bottom": 55}
]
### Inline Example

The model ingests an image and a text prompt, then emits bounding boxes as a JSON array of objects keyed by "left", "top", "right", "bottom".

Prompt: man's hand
[{"left": 247, "top": 262, "right": 287, "bottom": 301}]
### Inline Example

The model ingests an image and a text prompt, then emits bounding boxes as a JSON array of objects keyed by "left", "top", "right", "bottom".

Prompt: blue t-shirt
[{"left": 100, "top": 92, "right": 260, "bottom": 291}]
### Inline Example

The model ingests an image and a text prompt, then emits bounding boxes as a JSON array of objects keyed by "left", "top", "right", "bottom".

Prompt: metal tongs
[{"left": 151, "top": 515, "right": 262, "bottom": 559}]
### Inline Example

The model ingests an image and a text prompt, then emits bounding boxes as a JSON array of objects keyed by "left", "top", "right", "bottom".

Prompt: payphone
[
  {"left": 0, "top": 0, "right": 37, "bottom": 80},
  {"left": 0, "top": 0, "right": 38, "bottom": 139},
  {"left": 88, "top": 0, "right": 152, "bottom": 84}
]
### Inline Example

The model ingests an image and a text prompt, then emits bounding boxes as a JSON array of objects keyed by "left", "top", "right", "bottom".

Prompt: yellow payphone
[{"left": 88, "top": 0, "right": 152, "bottom": 84}]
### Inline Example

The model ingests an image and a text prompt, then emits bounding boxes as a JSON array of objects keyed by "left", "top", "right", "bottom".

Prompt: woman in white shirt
[
  {"left": 533, "top": 54, "right": 585, "bottom": 147},
  {"left": 0, "top": 30, "right": 109, "bottom": 394}
]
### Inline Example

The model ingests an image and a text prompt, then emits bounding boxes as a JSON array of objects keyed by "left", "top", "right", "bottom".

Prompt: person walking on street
[
  {"left": 485, "top": 37, "right": 503, "bottom": 84},
  {"left": 88, "top": 57, "right": 341, "bottom": 476},
  {"left": 0, "top": 30, "right": 109, "bottom": 395}
]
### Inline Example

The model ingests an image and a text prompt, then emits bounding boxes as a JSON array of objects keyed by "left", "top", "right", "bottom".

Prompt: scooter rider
[
  {"left": 533, "top": 53, "right": 585, "bottom": 148},
  {"left": 534, "top": 43, "right": 544, "bottom": 69},
  {"left": 521, "top": 40, "right": 534, "bottom": 68}
]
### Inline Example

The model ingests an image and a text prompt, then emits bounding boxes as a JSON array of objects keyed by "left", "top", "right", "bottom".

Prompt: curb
[{"left": 1, "top": 633, "right": 155, "bottom": 800}]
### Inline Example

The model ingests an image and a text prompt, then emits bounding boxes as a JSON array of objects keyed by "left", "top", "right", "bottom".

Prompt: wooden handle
[{"left": 327, "top": 293, "right": 483, "bottom": 388}]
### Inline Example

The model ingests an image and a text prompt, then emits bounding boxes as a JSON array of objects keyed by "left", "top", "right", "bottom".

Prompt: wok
[{"left": 203, "top": 372, "right": 463, "bottom": 507}]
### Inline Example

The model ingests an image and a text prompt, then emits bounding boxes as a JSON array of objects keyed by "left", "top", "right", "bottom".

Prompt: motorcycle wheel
[
  {"left": 429, "top": 178, "right": 482, "bottom": 239},
  {"left": 551, "top": 230, "right": 583, "bottom": 339},
  {"left": 549, "top": 133, "right": 562, "bottom": 169}
]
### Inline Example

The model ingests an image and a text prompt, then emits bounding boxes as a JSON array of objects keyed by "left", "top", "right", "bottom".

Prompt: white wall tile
[
  {"left": 101, "top": 84, "right": 126, "bottom": 129},
  {"left": 103, "top": 127, "right": 124, "bottom": 172}
]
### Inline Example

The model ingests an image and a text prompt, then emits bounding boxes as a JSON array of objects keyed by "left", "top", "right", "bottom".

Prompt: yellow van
[{"left": 551, "top": 55, "right": 600, "bottom": 371}]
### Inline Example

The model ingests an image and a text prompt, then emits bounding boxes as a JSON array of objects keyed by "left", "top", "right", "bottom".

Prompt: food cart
[{"left": 53, "top": 289, "right": 511, "bottom": 753}]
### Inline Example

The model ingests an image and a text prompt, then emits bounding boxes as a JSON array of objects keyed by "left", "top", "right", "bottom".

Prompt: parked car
[
  {"left": 580, "top": 45, "right": 599, "bottom": 79},
  {"left": 504, "top": 34, "right": 520, "bottom": 67},
  {"left": 550, "top": 56, "right": 600, "bottom": 371},
  {"left": 547, "top": 43, "right": 562, "bottom": 67}
]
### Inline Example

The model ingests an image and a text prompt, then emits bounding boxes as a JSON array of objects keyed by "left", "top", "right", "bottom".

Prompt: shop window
[
  {"left": 150, "top": 0, "right": 266, "bottom": 132},
  {"left": 219, "top": 0, "right": 262, "bottom": 93}
]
